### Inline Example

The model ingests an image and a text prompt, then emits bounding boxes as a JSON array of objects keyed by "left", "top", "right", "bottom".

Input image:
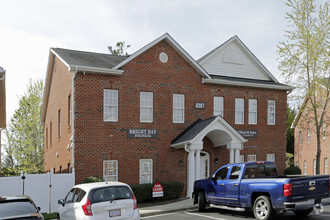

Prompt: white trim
[
  {"left": 202, "top": 78, "right": 293, "bottom": 91},
  {"left": 104, "top": 89, "right": 118, "bottom": 122},
  {"left": 248, "top": 99, "right": 257, "bottom": 125},
  {"left": 173, "top": 94, "right": 185, "bottom": 123},
  {"left": 235, "top": 98, "right": 244, "bottom": 124},
  {"left": 266, "top": 154, "right": 275, "bottom": 162},
  {"left": 267, "top": 100, "right": 276, "bottom": 125},
  {"left": 140, "top": 159, "right": 153, "bottom": 184},
  {"left": 247, "top": 154, "right": 257, "bottom": 162},
  {"left": 140, "top": 92, "right": 153, "bottom": 123},
  {"left": 113, "top": 33, "right": 211, "bottom": 79},
  {"left": 103, "top": 160, "right": 118, "bottom": 181}
]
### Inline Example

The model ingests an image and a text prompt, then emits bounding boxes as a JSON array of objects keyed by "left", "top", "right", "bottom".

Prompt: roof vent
[{"left": 159, "top": 52, "right": 168, "bottom": 63}]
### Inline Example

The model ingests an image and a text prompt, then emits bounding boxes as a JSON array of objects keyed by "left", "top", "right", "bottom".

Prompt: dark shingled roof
[
  {"left": 52, "top": 48, "right": 128, "bottom": 69},
  {"left": 171, "top": 116, "right": 217, "bottom": 145}
]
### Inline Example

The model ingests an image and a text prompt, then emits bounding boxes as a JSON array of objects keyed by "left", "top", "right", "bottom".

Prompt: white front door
[{"left": 200, "top": 152, "right": 210, "bottom": 179}]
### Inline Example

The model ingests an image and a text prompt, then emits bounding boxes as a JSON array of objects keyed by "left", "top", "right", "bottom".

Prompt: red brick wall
[
  {"left": 294, "top": 91, "right": 329, "bottom": 175},
  {"left": 44, "top": 56, "right": 73, "bottom": 173},
  {"left": 45, "top": 40, "right": 288, "bottom": 189}
]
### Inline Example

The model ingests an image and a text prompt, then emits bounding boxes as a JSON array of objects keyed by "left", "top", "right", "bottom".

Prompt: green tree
[
  {"left": 278, "top": 0, "right": 329, "bottom": 174},
  {"left": 1, "top": 79, "right": 44, "bottom": 175},
  {"left": 108, "top": 42, "right": 130, "bottom": 56},
  {"left": 286, "top": 106, "right": 296, "bottom": 154}
]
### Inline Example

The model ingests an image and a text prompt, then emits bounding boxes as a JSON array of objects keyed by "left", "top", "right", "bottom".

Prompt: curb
[{"left": 140, "top": 206, "right": 197, "bottom": 217}]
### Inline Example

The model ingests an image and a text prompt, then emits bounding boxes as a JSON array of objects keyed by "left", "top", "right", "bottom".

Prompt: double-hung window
[
  {"left": 173, "top": 94, "right": 184, "bottom": 123},
  {"left": 104, "top": 90, "right": 118, "bottom": 122},
  {"left": 235, "top": 98, "right": 244, "bottom": 124},
  {"left": 213, "top": 97, "right": 224, "bottom": 117},
  {"left": 266, "top": 154, "right": 275, "bottom": 162},
  {"left": 267, "top": 100, "right": 276, "bottom": 125},
  {"left": 307, "top": 128, "right": 310, "bottom": 144},
  {"left": 248, "top": 99, "right": 257, "bottom": 124},
  {"left": 140, "top": 159, "right": 153, "bottom": 184},
  {"left": 140, "top": 92, "right": 153, "bottom": 123},
  {"left": 103, "top": 160, "right": 118, "bottom": 181}
]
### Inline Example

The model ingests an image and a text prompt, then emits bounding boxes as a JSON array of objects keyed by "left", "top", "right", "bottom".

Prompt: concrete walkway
[{"left": 139, "top": 198, "right": 196, "bottom": 217}]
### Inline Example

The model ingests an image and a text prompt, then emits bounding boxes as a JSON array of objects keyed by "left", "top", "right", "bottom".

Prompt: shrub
[
  {"left": 284, "top": 166, "right": 302, "bottom": 175},
  {"left": 130, "top": 182, "right": 184, "bottom": 203},
  {"left": 81, "top": 176, "right": 104, "bottom": 184}
]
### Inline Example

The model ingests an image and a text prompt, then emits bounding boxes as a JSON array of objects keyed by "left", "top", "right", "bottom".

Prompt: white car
[{"left": 58, "top": 181, "right": 140, "bottom": 220}]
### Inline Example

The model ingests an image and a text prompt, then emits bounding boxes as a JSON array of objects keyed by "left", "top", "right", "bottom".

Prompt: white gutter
[
  {"left": 70, "top": 65, "right": 124, "bottom": 75},
  {"left": 202, "top": 78, "right": 293, "bottom": 91}
]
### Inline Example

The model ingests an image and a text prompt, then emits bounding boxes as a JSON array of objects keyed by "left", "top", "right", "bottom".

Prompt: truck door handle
[
  {"left": 220, "top": 183, "right": 224, "bottom": 186},
  {"left": 233, "top": 184, "right": 238, "bottom": 186}
]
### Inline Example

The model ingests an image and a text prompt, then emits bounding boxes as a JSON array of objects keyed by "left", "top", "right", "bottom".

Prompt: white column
[
  {"left": 235, "top": 148, "right": 241, "bottom": 163},
  {"left": 229, "top": 149, "right": 235, "bottom": 163},
  {"left": 227, "top": 141, "right": 242, "bottom": 164},
  {"left": 188, "top": 149, "right": 195, "bottom": 198},
  {"left": 196, "top": 149, "right": 201, "bottom": 180}
]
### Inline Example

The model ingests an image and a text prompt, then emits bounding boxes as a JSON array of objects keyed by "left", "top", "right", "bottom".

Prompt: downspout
[{"left": 71, "top": 68, "right": 78, "bottom": 174}]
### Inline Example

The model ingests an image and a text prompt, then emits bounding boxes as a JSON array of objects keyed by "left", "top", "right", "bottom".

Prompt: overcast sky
[{"left": 1, "top": 0, "right": 300, "bottom": 132}]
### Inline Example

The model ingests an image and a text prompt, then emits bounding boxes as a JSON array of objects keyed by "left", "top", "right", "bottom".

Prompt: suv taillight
[
  {"left": 133, "top": 194, "right": 138, "bottom": 210},
  {"left": 283, "top": 183, "right": 292, "bottom": 197},
  {"left": 82, "top": 198, "right": 93, "bottom": 216}
]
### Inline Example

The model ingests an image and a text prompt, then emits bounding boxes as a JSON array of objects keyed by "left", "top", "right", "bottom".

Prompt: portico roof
[{"left": 171, "top": 116, "right": 246, "bottom": 148}]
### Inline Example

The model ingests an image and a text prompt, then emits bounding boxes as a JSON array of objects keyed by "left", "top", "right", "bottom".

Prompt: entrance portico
[{"left": 171, "top": 116, "right": 246, "bottom": 198}]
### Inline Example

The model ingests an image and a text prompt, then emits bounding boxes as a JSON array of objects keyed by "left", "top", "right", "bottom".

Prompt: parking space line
[
  {"left": 184, "top": 211, "right": 228, "bottom": 220},
  {"left": 142, "top": 212, "right": 178, "bottom": 219}
]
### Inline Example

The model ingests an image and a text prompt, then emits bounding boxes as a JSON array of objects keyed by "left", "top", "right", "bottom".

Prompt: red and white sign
[{"left": 152, "top": 181, "right": 164, "bottom": 197}]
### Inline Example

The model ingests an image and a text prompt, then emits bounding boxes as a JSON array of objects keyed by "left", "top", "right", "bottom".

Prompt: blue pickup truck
[{"left": 193, "top": 161, "right": 329, "bottom": 220}]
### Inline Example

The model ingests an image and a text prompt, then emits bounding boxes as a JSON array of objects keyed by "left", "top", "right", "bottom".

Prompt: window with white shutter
[
  {"left": 235, "top": 98, "right": 244, "bottom": 124},
  {"left": 140, "top": 159, "right": 153, "bottom": 184},
  {"left": 104, "top": 90, "right": 118, "bottom": 122},
  {"left": 213, "top": 97, "right": 224, "bottom": 117},
  {"left": 173, "top": 94, "right": 184, "bottom": 123},
  {"left": 140, "top": 92, "right": 153, "bottom": 123},
  {"left": 267, "top": 100, "right": 276, "bottom": 125},
  {"left": 248, "top": 99, "right": 257, "bottom": 124},
  {"left": 103, "top": 160, "right": 118, "bottom": 181}
]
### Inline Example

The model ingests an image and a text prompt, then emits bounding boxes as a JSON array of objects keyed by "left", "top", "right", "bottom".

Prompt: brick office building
[
  {"left": 292, "top": 82, "right": 329, "bottom": 175},
  {"left": 41, "top": 33, "right": 292, "bottom": 197}
]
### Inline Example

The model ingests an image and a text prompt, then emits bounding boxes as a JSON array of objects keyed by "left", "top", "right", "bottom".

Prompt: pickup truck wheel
[
  {"left": 198, "top": 191, "right": 206, "bottom": 212},
  {"left": 253, "top": 196, "right": 275, "bottom": 220},
  {"left": 293, "top": 208, "right": 313, "bottom": 217}
]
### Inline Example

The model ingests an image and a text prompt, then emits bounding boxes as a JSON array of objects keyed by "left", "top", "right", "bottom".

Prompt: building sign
[
  {"left": 127, "top": 129, "right": 158, "bottom": 138},
  {"left": 195, "top": 102, "right": 205, "bottom": 109},
  {"left": 238, "top": 130, "right": 257, "bottom": 138},
  {"left": 152, "top": 181, "right": 164, "bottom": 198}
]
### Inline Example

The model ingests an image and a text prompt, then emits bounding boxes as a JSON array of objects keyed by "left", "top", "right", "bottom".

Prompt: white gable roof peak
[
  {"left": 113, "top": 33, "right": 212, "bottom": 79},
  {"left": 198, "top": 36, "right": 279, "bottom": 83}
]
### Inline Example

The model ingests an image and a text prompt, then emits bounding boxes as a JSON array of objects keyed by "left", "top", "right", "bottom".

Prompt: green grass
[{"left": 41, "top": 212, "right": 58, "bottom": 220}]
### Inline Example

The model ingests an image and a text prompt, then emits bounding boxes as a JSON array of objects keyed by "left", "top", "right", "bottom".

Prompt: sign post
[{"left": 152, "top": 181, "right": 164, "bottom": 198}]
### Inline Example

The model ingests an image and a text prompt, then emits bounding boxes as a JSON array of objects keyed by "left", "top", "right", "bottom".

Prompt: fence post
[{"left": 49, "top": 169, "right": 53, "bottom": 213}]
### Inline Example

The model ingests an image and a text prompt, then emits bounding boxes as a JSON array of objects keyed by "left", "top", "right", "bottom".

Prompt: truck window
[
  {"left": 214, "top": 166, "right": 229, "bottom": 180},
  {"left": 229, "top": 166, "right": 241, "bottom": 179},
  {"left": 244, "top": 163, "right": 278, "bottom": 179}
]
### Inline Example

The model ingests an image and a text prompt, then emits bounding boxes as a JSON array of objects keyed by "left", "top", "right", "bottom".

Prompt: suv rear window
[
  {"left": 244, "top": 163, "right": 278, "bottom": 179},
  {"left": 88, "top": 186, "right": 132, "bottom": 203},
  {"left": 0, "top": 200, "right": 38, "bottom": 218}
]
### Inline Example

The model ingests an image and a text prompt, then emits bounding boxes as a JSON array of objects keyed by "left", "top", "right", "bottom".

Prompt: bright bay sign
[{"left": 127, "top": 129, "right": 158, "bottom": 138}]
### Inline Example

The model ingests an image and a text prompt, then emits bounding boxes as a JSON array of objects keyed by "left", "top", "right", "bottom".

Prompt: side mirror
[
  {"left": 37, "top": 207, "right": 41, "bottom": 211},
  {"left": 58, "top": 199, "right": 65, "bottom": 207}
]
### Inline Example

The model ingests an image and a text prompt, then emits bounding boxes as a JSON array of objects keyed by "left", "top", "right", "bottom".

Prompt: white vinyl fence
[{"left": 0, "top": 169, "right": 75, "bottom": 213}]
